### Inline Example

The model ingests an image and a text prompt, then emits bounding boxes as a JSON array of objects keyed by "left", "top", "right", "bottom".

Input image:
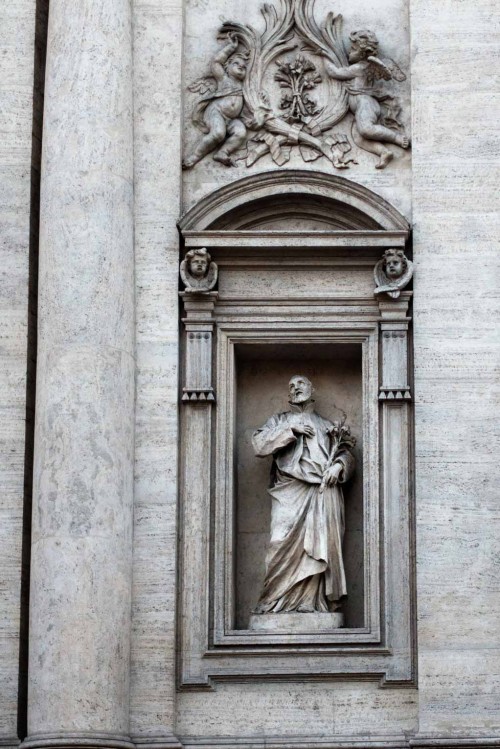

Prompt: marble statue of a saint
[{"left": 252, "top": 375, "right": 355, "bottom": 615}]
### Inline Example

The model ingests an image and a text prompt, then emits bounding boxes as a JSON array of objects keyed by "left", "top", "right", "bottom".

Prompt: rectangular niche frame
[
  {"left": 178, "top": 289, "right": 415, "bottom": 690},
  {"left": 214, "top": 325, "right": 379, "bottom": 648}
]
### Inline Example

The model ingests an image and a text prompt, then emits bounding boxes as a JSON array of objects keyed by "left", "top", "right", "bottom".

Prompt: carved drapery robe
[{"left": 252, "top": 402, "right": 355, "bottom": 613}]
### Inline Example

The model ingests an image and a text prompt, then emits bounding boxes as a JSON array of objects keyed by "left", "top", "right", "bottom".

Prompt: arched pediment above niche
[{"left": 179, "top": 170, "right": 410, "bottom": 234}]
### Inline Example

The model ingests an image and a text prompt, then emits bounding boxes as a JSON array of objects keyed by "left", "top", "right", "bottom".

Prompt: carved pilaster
[
  {"left": 179, "top": 292, "right": 218, "bottom": 687},
  {"left": 180, "top": 292, "right": 218, "bottom": 403},
  {"left": 378, "top": 293, "right": 412, "bottom": 400},
  {"left": 378, "top": 290, "right": 414, "bottom": 684}
]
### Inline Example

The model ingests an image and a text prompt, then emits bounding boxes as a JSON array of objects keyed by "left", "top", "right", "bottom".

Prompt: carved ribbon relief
[{"left": 183, "top": 0, "right": 410, "bottom": 171}]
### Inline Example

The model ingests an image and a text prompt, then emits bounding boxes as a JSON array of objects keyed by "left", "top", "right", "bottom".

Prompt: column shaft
[{"left": 25, "top": 0, "right": 135, "bottom": 746}]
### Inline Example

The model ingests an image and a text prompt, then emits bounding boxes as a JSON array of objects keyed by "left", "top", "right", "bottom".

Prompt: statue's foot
[
  {"left": 213, "top": 152, "right": 237, "bottom": 167},
  {"left": 375, "top": 150, "right": 394, "bottom": 169},
  {"left": 182, "top": 159, "right": 195, "bottom": 170},
  {"left": 296, "top": 604, "right": 316, "bottom": 613},
  {"left": 396, "top": 134, "right": 411, "bottom": 149},
  {"left": 252, "top": 604, "right": 266, "bottom": 615},
  {"left": 332, "top": 158, "right": 350, "bottom": 170}
]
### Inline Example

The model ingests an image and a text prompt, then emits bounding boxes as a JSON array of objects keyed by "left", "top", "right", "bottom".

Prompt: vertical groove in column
[
  {"left": 23, "top": 0, "right": 135, "bottom": 746},
  {"left": 0, "top": 0, "right": 39, "bottom": 745},
  {"left": 18, "top": 0, "right": 49, "bottom": 739}
]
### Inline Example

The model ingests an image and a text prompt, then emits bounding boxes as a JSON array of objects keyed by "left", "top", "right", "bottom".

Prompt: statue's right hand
[
  {"left": 292, "top": 424, "right": 316, "bottom": 438},
  {"left": 227, "top": 32, "right": 239, "bottom": 50}
]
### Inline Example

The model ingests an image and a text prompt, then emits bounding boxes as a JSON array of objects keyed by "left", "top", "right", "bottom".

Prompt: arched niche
[{"left": 177, "top": 170, "right": 415, "bottom": 690}]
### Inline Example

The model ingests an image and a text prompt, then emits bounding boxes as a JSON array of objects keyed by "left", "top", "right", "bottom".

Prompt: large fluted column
[{"left": 23, "top": 0, "right": 135, "bottom": 747}]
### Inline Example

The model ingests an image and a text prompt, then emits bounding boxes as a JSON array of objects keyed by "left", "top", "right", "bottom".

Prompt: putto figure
[
  {"left": 323, "top": 30, "right": 410, "bottom": 169},
  {"left": 374, "top": 248, "right": 413, "bottom": 299},
  {"left": 252, "top": 375, "right": 355, "bottom": 615},
  {"left": 180, "top": 248, "right": 218, "bottom": 292},
  {"left": 183, "top": 33, "right": 248, "bottom": 168}
]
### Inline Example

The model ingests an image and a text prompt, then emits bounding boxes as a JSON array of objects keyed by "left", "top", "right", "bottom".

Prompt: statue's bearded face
[
  {"left": 386, "top": 256, "right": 404, "bottom": 279},
  {"left": 289, "top": 375, "right": 313, "bottom": 404},
  {"left": 189, "top": 255, "right": 209, "bottom": 278}
]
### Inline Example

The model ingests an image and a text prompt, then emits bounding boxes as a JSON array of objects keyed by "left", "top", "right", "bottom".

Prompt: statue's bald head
[{"left": 289, "top": 375, "right": 314, "bottom": 405}]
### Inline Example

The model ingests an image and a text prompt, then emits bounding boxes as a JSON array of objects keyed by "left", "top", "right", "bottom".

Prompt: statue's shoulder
[{"left": 262, "top": 410, "right": 290, "bottom": 425}]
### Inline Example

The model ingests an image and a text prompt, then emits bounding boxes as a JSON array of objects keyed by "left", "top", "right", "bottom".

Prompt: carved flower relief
[{"left": 275, "top": 55, "right": 323, "bottom": 123}]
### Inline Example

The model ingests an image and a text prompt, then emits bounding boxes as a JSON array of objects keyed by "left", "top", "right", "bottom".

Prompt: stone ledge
[
  {"left": 249, "top": 611, "right": 344, "bottom": 631},
  {"left": 20, "top": 735, "right": 135, "bottom": 749}
]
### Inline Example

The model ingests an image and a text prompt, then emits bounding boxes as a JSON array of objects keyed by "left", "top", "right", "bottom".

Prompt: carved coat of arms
[{"left": 183, "top": 0, "right": 410, "bottom": 172}]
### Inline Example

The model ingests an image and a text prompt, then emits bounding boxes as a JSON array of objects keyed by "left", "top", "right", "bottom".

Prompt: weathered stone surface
[{"left": 176, "top": 681, "right": 418, "bottom": 739}]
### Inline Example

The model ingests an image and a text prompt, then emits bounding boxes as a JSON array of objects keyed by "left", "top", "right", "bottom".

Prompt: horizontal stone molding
[
  {"left": 179, "top": 737, "right": 409, "bottom": 749},
  {"left": 0, "top": 738, "right": 21, "bottom": 749},
  {"left": 178, "top": 739, "right": 500, "bottom": 749},
  {"left": 132, "top": 737, "right": 183, "bottom": 749},
  {"left": 410, "top": 740, "right": 500, "bottom": 748},
  {"left": 24, "top": 737, "right": 493, "bottom": 749},
  {"left": 21, "top": 735, "right": 135, "bottom": 749},
  {"left": 183, "top": 230, "right": 408, "bottom": 249}
]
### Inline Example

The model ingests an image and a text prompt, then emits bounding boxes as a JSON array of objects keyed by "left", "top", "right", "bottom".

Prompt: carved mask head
[
  {"left": 348, "top": 30, "right": 379, "bottom": 63},
  {"left": 187, "top": 248, "right": 210, "bottom": 279},
  {"left": 225, "top": 54, "right": 247, "bottom": 81},
  {"left": 289, "top": 375, "right": 314, "bottom": 405},
  {"left": 383, "top": 249, "right": 406, "bottom": 280}
]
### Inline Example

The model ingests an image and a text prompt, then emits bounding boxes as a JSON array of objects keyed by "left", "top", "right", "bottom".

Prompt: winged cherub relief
[
  {"left": 374, "top": 248, "right": 413, "bottom": 299},
  {"left": 183, "top": 0, "right": 410, "bottom": 171},
  {"left": 322, "top": 30, "right": 411, "bottom": 169},
  {"left": 183, "top": 34, "right": 249, "bottom": 168},
  {"left": 180, "top": 248, "right": 218, "bottom": 292}
]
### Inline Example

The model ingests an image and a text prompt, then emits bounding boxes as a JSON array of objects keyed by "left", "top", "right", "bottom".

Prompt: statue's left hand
[{"left": 323, "top": 463, "right": 343, "bottom": 487}]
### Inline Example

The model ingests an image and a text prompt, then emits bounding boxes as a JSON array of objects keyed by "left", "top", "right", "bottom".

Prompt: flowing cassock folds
[{"left": 252, "top": 402, "right": 355, "bottom": 613}]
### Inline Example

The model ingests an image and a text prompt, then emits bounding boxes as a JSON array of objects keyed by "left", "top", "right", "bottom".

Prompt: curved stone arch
[{"left": 179, "top": 170, "right": 410, "bottom": 233}]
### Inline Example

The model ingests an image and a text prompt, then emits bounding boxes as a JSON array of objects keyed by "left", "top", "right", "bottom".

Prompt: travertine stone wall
[
  {"left": 0, "top": 2, "right": 36, "bottom": 745},
  {"left": 130, "top": 0, "right": 183, "bottom": 745},
  {"left": 411, "top": 0, "right": 500, "bottom": 738}
]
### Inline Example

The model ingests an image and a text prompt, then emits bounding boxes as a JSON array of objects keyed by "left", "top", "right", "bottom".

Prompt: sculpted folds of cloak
[{"left": 252, "top": 377, "right": 355, "bottom": 615}]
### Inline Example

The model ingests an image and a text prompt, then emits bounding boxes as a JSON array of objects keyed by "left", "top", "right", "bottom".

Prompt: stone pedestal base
[{"left": 249, "top": 611, "right": 344, "bottom": 632}]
